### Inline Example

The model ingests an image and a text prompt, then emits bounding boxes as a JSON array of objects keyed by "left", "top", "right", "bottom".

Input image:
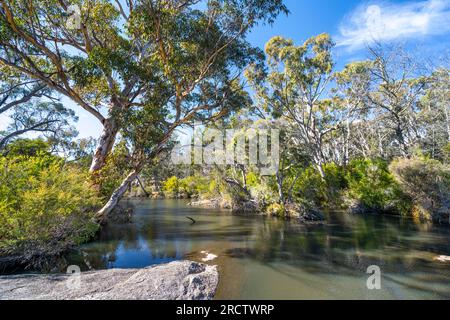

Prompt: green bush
[
  {"left": 0, "top": 154, "right": 101, "bottom": 267},
  {"left": 443, "top": 142, "right": 450, "bottom": 164},
  {"left": 2, "top": 138, "right": 50, "bottom": 157},
  {"left": 390, "top": 157, "right": 450, "bottom": 223},
  {"left": 249, "top": 178, "right": 278, "bottom": 207},
  {"left": 265, "top": 203, "right": 286, "bottom": 217},
  {"left": 161, "top": 175, "right": 218, "bottom": 199},
  {"left": 345, "top": 158, "right": 409, "bottom": 214},
  {"left": 179, "top": 176, "right": 210, "bottom": 197},
  {"left": 323, "top": 163, "right": 347, "bottom": 192},
  {"left": 292, "top": 166, "right": 327, "bottom": 206},
  {"left": 246, "top": 172, "right": 260, "bottom": 188},
  {"left": 162, "top": 176, "right": 179, "bottom": 196}
]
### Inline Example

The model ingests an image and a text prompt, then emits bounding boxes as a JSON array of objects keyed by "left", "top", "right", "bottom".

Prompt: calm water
[{"left": 69, "top": 199, "right": 450, "bottom": 299}]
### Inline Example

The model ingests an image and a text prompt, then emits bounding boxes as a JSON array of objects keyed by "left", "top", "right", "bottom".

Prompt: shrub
[
  {"left": 0, "top": 154, "right": 101, "bottom": 269},
  {"left": 179, "top": 176, "right": 210, "bottom": 198},
  {"left": 2, "top": 138, "right": 50, "bottom": 157},
  {"left": 265, "top": 203, "right": 286, "bottom": 217},
  {"left": 162, "top": 176, "right": 179, "bottom": 197},
  {"left": 323, "top": 163, "right": 347, "bottom": 193},
  {"left": 292, "top": 166, "right": 327, "bottom": 206},
  {"left": 390, "top": 158, "right": 450, "bottom": 223},
  {"left": 345, "top": 159, "right": 410, "bottom": 214},
  {"left": 249, "top": 179, "right": 278, "bottom": 207},
  {"left": 443, "top": 142, "right": 450, "bottom": 164},
  {"left": 246, "top": 172, "right": 260, "bottom": 188}
]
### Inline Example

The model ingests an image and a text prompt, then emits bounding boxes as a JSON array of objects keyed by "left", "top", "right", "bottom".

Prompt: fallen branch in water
[{"left": 186, "top": 216, "right": 196, "bottom": 224}]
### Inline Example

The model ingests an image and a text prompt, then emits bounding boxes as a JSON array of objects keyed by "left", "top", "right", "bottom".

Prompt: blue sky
[
  {"left": 2, "top": 0, "right": 450, "bottom": 140},
  {"left": 249, "top": 0, "right": 450, "bottom": 68}
]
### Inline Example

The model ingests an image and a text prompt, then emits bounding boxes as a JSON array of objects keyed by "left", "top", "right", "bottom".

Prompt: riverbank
[
  {"left": 187, "top": 198, "right": 325, "bottom": 223},
  {"left": 0, "top": 260, "right": 218, "bottom": 300}
]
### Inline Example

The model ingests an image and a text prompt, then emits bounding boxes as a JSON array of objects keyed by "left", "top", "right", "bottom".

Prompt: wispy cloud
[{"left": 337, "top": 0, "right": 450, "bottom": 50}]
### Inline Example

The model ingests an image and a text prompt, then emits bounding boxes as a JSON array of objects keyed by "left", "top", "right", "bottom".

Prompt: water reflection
[{"left": 69, "top": 199, "right": 450, "bottom": 299}]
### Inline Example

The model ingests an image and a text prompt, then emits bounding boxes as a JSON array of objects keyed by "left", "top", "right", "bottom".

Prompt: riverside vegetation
[{"left": 0, "top": 0, "right": 449, "bottom": 271}]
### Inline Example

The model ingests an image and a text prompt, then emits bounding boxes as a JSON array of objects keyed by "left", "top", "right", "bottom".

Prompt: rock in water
[
  {"left": 0, "top": 261, "right": 218, "bottom": 300},
  {"left": 434, "top": 255, "right": 450, "bottom": 263}
]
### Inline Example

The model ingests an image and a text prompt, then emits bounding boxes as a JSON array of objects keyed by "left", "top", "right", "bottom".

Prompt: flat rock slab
[{"left": 0, "top": 261, "right": 218, "bottom": 300}]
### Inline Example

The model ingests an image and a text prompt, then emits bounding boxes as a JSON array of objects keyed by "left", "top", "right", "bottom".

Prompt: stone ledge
[{"left": 0, "top": 261, "right": 218, "bottom": 300}]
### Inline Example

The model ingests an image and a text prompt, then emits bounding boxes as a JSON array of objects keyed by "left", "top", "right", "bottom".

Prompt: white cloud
[{"left": 337, "top": 0, "right": 450, "bottom": 50}]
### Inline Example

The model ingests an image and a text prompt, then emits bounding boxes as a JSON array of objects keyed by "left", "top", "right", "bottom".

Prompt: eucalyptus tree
[
  {"left": 364, "top": 45, "right": 428, "bottom": 158},
  {"left": 334, "top": 47, "right": 440, "bottom": 161},
  {"left": 91, "top": 0, "right": 287, "bottom": 218},
  {"left": 0, "top": 0, "right": 123, "bottom": 173},
  {"left": 332, "top": 61, "right": 372, "bottom": 165},
  {"left": 246, "top": 34, "right": 338, "bottom": 178},
  {"left": 0, "top": 0, "right": 288, "bottom": 218},
  {"left": 417, "top": 68, "right": 450, "bottom": 160},
  {"left": 0, "top": 0, "right": 287, "bottom": 179},
  {"left": 0, "top": 101, "right": 78, "bottom": 150},
  {"left": 0, "top": 67, "right": 77, "bottom": 150}
]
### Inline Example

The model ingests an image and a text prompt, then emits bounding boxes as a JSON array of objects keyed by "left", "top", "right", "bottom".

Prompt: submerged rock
[
  {"left": 434, "top": 255, "right": 450, "bottom": 263},
  {"left": 200, "top": 251, "right": 218, "bottom": 262},
  {"left": 0, "top": 261, "right": 218, "bottom": 300}
]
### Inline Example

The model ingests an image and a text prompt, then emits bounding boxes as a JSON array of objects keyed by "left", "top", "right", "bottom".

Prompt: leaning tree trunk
[
  {"left": 89, "top": 117, "right": 119, "bottom": 174},
  {"left": 312, "top": 150, "right": 326, "bottom": 179},
  {"left": 95, "top": 169, "right": 139, "bottom": 223}
]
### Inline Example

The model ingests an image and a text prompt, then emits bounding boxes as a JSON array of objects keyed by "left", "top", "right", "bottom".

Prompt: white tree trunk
[
  {"left": 96, "top": 169, "right": 139, "bottom": 223},
  {"left": 444, "top": 104, "right": 450, "bottom": 142},
  {"left": 89, "top": 117, "right": 118, "bottom": 174}
]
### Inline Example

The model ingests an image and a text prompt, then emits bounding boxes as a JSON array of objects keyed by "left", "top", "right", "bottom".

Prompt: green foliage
[
  {"left": 162, "top": 176, "right": 179, "bottom": 197},
  {"left": 246, "top": 172, "right": 260, "bottom": 188},
  {"left": 95, "top": 141, "right": 132, "bottom": 199},
  {"left": 288, "top": 160, "right": 411, "bottom": 214},
  {"left": 162, "top": 175, "right": 212, "bottom": 198},
  {"left": 249, "top": 177, "right": 278, "bottom": 206},
  {"left": 323, "top": 163, "right": 347, "bottom": 190},
  {"left": 322, "top": 163, "right": 348, "bottom": 205},
  {"left": 390, "top": 158, "right": 450, "bottom": 222},
  {"left": 292, "top": 166, "right": 327, "bottom": 205},
  {"left": 0, "top": 154, "right": 101, "bottom": 262},
  {"left": 345, "top": 159, "right": 409, "bottom": 213},
  {"left": 0, "top": 98, "right": 78, "bottom": 153},
  {"left": 443, "top": 142, "right": 450, "bottom": 164},
  {"left": 207, "top": 178, "right": 224, "bottom": 198},
  {"left": 3, "top": 138, "right": 50, "bottom": 157},
  {"left": 179, "top": 176, "right": 210, "bottom": 198},
  {"left": 289, "top": 162, "right": 347, "bottom": 208},
  {"left": 266, "top": 203, "right": 286, "bottom": 217}
]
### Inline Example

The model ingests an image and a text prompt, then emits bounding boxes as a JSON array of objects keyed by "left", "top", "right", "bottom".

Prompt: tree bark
[
  {"left": 95, "top": 169, "right": 139, "bottom": 223},
  {"left": 89, "top": 117, "right": 119, "bottom": 174},
  {"left": 444, "top": 104, "right": 450, "bottom": 142},
  {"left": 317, "top": 164, "right": 325, "bottom": 179},
  {"left": 276, "top": 170, "right": 285, "bottom": 204}
]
